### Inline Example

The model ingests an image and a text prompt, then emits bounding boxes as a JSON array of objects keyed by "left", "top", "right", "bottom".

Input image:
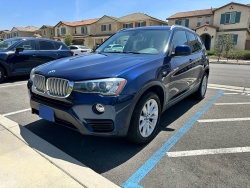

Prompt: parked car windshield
[
  {"left": 0, "top": 38, "right": 22, "bottom": 50},
  {"left": 96, "top": 29, "right": 170, "bottom": 54}
]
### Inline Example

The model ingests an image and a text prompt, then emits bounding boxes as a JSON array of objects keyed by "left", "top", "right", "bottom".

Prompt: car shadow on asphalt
[
  {"left": 2, "top": 75, "right": 29, "bottom": 84},
  {"left": 23, "top": 96, "right": 199, "bottom": 174}
]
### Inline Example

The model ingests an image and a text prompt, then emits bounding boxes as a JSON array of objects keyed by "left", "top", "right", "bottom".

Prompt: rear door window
[{"left": 39, "top": 41, "right": 55, "bottom": 50}]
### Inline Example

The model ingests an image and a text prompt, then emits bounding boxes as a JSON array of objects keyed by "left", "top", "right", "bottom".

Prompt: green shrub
[
  {"left": 222, "top": 50, "right": 250, "bottom": 60},
  {"left": 207, "top": 50, "right": 215, "bottom": 56}
]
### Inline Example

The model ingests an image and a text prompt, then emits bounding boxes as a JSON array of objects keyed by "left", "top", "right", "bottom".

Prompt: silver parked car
[{"left": 69, "top": 45, "right": 92, "bottom": 55}]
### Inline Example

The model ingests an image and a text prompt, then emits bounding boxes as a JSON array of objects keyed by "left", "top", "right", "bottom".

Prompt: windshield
[
  {"left": 0, "top": 38, "right": 21, "bottom": 50},
  {"left": 96, "top": 29, "right": 170, "bottom": 54}
]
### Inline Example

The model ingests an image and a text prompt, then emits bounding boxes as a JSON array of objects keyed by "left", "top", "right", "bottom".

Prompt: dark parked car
[
  {"left": 0, "top": 37, "right": 73, "bottom": 83},
  {"left": 27, "top": 25, "right": 209, "bottom": 144}
]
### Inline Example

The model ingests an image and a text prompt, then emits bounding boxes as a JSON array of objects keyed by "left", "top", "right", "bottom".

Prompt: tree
[
  {"left": 214, "top": 29, "right": 235, "bottom": 62},
  {"left": 64, "top": 33, "right": 73, "bottom": 46}
]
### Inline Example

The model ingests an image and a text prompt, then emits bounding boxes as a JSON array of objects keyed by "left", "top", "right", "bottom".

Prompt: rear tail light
[
  {"left": 70, "top": 51, "right": 74, "bottom": 56},
  {"left": 81, "top": 50, "right": 87, "bottom": 52}
]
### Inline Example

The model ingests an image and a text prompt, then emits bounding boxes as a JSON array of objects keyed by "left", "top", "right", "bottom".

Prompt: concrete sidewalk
[
  {"left": 209, "top": 58, "right": 250, "bottom": 65},
  {"left": 0, "top": 115, "right": 120, "bottom": 188}
]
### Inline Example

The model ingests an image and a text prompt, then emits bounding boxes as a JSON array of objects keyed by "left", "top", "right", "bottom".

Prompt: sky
[{"left": 1, "top": 0, "right": 250, "bottom": 30}]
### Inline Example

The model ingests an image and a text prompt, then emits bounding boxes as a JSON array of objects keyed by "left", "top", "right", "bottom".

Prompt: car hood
[{"left": 35, "top": 53, "right": 157, "bottom": 81}]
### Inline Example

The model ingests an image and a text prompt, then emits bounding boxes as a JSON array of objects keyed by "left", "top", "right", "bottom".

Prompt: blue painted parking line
[{"left": 121, "top": 90, "right": 224, "bottom": 188}]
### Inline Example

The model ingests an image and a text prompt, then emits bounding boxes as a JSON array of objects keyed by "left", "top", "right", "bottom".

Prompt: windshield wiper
[{"left": 122, "top": 51, "right": 141, "bottom": 54}]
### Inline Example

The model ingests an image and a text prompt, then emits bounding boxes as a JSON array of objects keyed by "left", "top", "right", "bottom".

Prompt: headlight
[
  {"left": 30, "top": 68, "right": 36, "bottom": 81},
  {"left": 74, "top": 78, "right": 127, "bottom": 95}
]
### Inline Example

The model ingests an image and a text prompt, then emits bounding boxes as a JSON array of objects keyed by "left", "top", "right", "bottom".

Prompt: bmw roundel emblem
[{"left": 48, "top": 70, "right": 56, "bottom": 74}]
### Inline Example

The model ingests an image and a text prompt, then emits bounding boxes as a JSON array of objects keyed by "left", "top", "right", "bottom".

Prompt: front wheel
[
  {"left": 194, "top": 73, "right": 208, "bottom": 100},
  {"left": 126, "top": 92, "right": 161, "bottom": 144}
]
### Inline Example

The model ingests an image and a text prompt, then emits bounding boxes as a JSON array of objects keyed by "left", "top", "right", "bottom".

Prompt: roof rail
[{"left": 170, "top": 25, "right": 194, "bottom": 32}]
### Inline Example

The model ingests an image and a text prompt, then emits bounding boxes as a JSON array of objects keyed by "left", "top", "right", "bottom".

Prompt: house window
[
  {"left": 44, "top": 29, "right": 47, "bottom": 36},
  {"left": 150, "top": 21, "right": 153, "bottom": 26},
  {"left": 137, "top": 22, "right": 144, "bottom": 27},
  {"left": 74, "top": 27, "right": 77, "bottom": 34},
  {"left": 50, "top": 29, "right": 53, "bottom": 35},
  {"left": 81, "top": 27, "right": 87, "bottom": 34},
  {"left": 197, "top": 18, "right": 202, "bottom": 27},
  {"left": 13, "top": 32, "right": 18, "bottom": 37},
  {"left": 206, "top": 17, "right": 210, "bottom": 24},
  {"left": 218, "top": 34, "right": 238, "bottom": 45},
  {"left": 61, "top": 27, "right": 66, "bottom": 35},
  {"left": 225, "top": 12, "right": 236, "bottom": 24},
  {"left": 102, "top": 24, "right": 111, "bottom": 31},
  {"left": 221, "top": 12, "right": 241, "bottom": 24},
  {"left": 175, "top": 19, "right": 189, "bottom": 27},
  {"left": 57, "top": 29, "right": 60, "bottom": 36}
]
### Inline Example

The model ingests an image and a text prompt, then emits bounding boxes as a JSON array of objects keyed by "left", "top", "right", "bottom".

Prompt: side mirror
[
  {"left": 174, "top": 45, "right": 191, "bottom": 56},
  {"left": 15, "top": 47, "right": 24, "bottom": 53}
]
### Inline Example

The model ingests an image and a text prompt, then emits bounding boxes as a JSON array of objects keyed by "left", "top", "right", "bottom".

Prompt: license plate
[{"left": 39, "top": 105, "right": 54, "bottom": 122}]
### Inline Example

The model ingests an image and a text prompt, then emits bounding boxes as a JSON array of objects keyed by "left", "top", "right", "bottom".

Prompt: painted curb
[{"left": 0, "top": 115, "right": 120, "bottom": 188}]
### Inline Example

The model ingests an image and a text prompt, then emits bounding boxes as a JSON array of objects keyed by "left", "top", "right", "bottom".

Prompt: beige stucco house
[
  {"left": 0, "top": 30, "right": 10, "bottom": 41},
  {"left": 53, "top": 18, "right": 100, "bottom": 48},
  {"left": 10, "top": 26, "right": 39, "bottom": 38},
  {"left": 36, "top": 25, "right": 55, "bottom": 39},
  {"left": 93, "top": 12, "right": 168, "bottom": 47},
  {"left": 167, "top": 2, "right": 250, "bottom": 50},
  {"left": 52, "top": 12, "right": 167, "bottom": 49}
]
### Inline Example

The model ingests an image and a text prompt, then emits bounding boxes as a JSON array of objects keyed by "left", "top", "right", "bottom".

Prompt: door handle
[
  {"left": 55, "top": 53, "right": 59, "bottom": 56},
  {"left": 32, "top": 54, "right": 37, "bottom": 57}
]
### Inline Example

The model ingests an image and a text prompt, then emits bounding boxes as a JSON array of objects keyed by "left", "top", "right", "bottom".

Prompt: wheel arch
[
  {"left": 125, "top": 81, "right": 166, "bottom": 128},
  {"left": 0, "top": 59, "right": 11, "bottom": 76}
]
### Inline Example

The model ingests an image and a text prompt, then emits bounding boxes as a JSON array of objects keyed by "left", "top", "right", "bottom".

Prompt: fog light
[{"left": 96, "top": 103, "right": 105, "bottom": 113}]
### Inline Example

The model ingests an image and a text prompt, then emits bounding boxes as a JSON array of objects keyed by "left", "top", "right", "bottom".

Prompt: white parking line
[
  {"left": 223, "top": 93, "right": 239, "bottom": 95},
  {"left": 198, "top": 117, "right": 250, "bottom": 123},
  {"left": 0, "top": 82, "right": 27, "bottom": 88},
  {"left": 2, "top": 108, "right": 31, "bottom": 117},
  {"left": 208, "top": 84, "right": 244, "bottom": 90},
  {"left": 207, "top": 86, "right": 242, "bottom": 92},
  {"left": 214, "top": 102, "right": 250, "bottom": 105},
  {"left": 166, "top": 147, "right": 250, "bottom": 157}
]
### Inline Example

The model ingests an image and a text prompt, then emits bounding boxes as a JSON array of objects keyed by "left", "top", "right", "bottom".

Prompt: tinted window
[
  {"left": 69, "top": 46, "right": 78, "bottom": 50},
  {"left": 187, "top": 32, "right": 201, "bottom": 53},
  {"left": 60, "top": 43, "right": 70, "bottom": 50},
  {"left": 39, "top": 41, "right": 55, "bottom": 50},
  {"left": 172, "top": 30, "right": 188, "bottom": 50},
  {"left": 196, "top": 35, "right": 203, "bottom": 49},
  {"left": 54, "top": 42, "right": 62, "bottom": 50},
  {"left": 15, "top": 40, "right": 36, "bottom": 50}
]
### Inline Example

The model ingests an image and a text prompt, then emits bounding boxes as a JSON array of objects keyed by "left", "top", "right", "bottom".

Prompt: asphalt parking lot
[{"left": 1, "top": 64, "right": 250, "bottom": 187}]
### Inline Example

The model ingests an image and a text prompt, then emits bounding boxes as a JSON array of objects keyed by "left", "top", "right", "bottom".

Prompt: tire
[
  {"left": 194, "top": 73, "right": 208, "bottom": 100},
  {"left": 126, "top": 92, "right": 161, "bottom": 144},
  {"left": 0, "top": 66, "right": 5, "bottom": 83}
]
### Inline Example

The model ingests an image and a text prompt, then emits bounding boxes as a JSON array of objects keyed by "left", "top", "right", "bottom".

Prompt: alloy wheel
[
  {"left": 201, "top": 75, "right": 207, "bottom": 96},
  {"left": 139, "top": 99, "right": 159, "bottom": 138}
]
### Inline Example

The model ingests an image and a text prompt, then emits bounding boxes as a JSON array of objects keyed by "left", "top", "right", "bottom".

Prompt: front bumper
[{"left": 27, "top": 79, "right": 134, "bottom": 137}]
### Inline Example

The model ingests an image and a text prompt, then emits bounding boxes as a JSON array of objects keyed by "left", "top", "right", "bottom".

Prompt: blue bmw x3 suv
[
  {"left": 27, "top": 25, "right": 209, "bottom": 144},
  {"left": 0, "top": 37, "right": 72, "bottom": 83}
]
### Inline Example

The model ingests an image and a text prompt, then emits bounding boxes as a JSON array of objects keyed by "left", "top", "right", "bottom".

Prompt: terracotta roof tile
[
  {"left": 193, "top": 24, "right": 219, "bottom": 30},
  {"left": 59, "top": 18, "right": 100, "bottom": 27},
  {"left": 14, "top": 26, "right": 39, "bottom": 32},
  {"left": 118, "top": 12, "right": 167, "bottom": 24},
  {"left": 167, "top": 8, "right": 215, "bottom": 19}
]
